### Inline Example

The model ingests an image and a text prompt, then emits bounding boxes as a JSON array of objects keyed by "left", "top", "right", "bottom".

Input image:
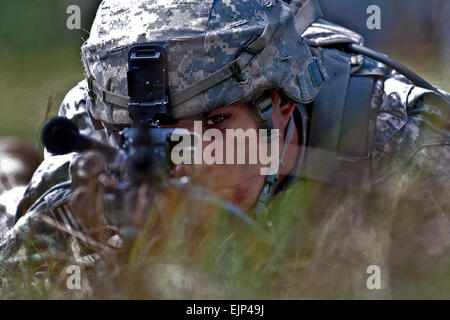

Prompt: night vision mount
[{"left": 127, "top": 44, "right": 176, "bottom": 127}]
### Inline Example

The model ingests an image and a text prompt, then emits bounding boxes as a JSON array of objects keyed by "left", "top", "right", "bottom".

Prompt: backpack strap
[
  {"left": 300, "top": 48, "right": 351, "bottom": 185},
  {"left": 300, "top": 49, "right": 381, "bottom": 189}
]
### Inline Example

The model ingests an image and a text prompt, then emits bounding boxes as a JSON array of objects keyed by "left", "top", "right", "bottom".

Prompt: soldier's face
[{"left": 164, "top": 91, "right": 295, "bottom": 212}]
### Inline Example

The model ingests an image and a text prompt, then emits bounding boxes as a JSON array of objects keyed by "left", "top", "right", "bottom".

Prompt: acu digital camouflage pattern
[
  {"left": 1, "top": 2, "right": 449, "bottom": 299},
  {"left": 82, "top": 0, "right": 322, "bottom": 124}
]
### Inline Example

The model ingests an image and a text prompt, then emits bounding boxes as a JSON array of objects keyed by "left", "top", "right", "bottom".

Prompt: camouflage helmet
[{"left": 82, "top": 0, "right": 327, "bottom": 125}]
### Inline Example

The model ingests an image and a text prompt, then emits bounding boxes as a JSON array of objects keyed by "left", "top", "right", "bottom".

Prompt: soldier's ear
[
  {"left": 269, "top": 90, "right": 295, "bottom": 131},
  {"left": 280, "top": 98, "right": 295, "bottom": 117},
  {"left": 269, "top": 90, "right": 295, "bottom": 117}
]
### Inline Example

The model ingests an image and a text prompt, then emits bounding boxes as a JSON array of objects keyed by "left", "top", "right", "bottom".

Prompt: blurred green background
[
  {"left": 0, "top": 0, "right": 448, "bottom": 149},
  {"left": 0, "top": 0, "right": 101, "bottom": 148}
]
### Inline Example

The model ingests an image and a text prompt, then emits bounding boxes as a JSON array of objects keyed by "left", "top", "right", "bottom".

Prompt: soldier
[
  {"left": 0, "top": 138, "right": 40, "bottom": 238},
  {"left": 1, "top": 0, "right": 449, "bottom": 298}
]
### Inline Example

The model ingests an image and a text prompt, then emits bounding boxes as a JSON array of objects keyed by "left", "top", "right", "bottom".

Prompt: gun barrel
[{"left": 41, "top": 117, "right": 117, "bottom": 159}]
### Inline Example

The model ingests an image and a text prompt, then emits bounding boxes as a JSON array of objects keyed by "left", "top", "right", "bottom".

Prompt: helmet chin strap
[{"left": 254, "top": 98, "right": 295, "bottom": 216}]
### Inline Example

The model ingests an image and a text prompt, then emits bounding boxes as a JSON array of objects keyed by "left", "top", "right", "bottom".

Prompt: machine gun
[
  {"left": 41, "top": 116, "right": 186, "bottom": 227},
  {"left": 40, "top": 116, "right": 264, "bottom": 241},
  {"left": 42, "top": 117, "right": 178, "bottom": 184}
]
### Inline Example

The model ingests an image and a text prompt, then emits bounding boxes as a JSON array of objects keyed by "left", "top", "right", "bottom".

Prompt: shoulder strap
[
  {"left": 300, "top": 50, "right": 377, "bottom": 189},
  {"left": 301, "top": 49, "right": 350, "bottom": 185}
]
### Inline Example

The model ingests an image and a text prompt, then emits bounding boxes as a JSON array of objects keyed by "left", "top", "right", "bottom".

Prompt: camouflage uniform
[{"left": 1, "top": 0, "right": 449, "bottom": 298}]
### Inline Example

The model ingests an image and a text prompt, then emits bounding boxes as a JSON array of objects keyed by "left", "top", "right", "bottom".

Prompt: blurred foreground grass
[{"left": 1, "top": 177, "right": 448, "bottom": 299}]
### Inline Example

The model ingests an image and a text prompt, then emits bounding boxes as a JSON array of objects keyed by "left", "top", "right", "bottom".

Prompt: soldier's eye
[{"left": 206, "top": 114, "right": 230, "bottom": 126}]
